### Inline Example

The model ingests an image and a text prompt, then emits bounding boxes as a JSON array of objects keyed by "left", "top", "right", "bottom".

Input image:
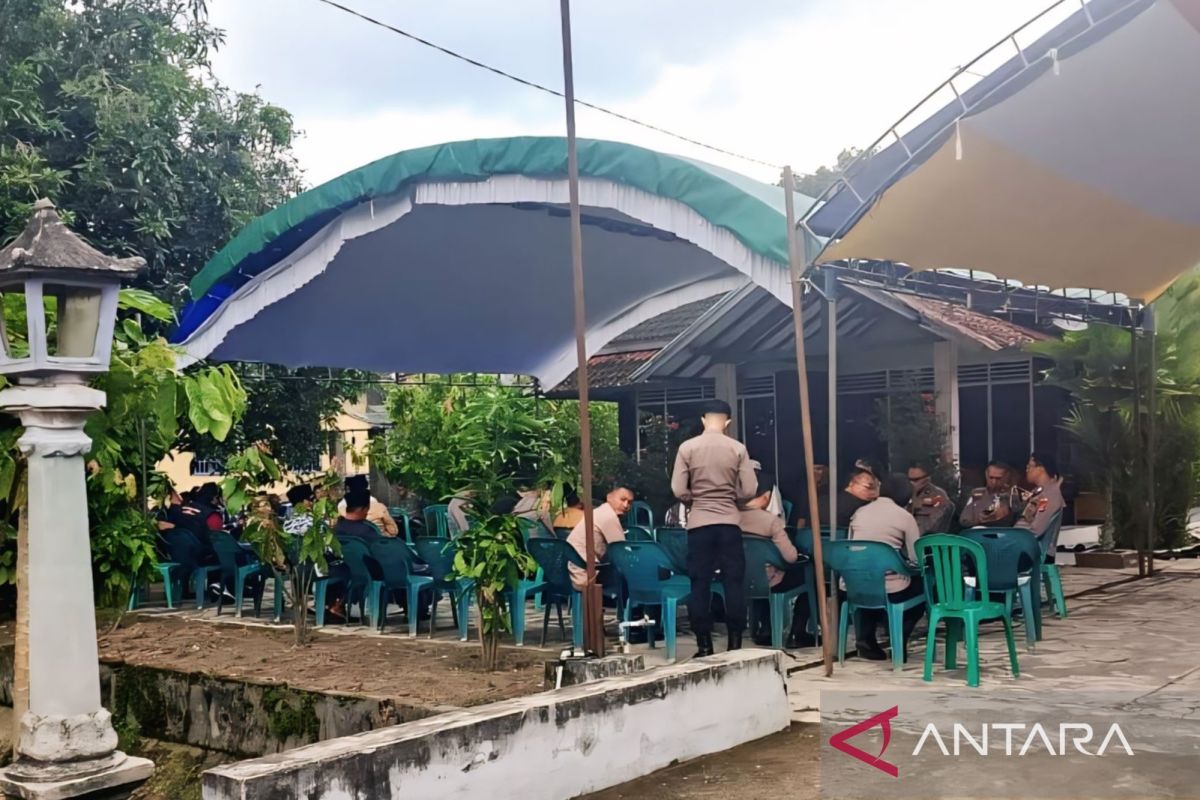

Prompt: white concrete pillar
[
  {"left": 933, "top": 341, "right": 961, "bottom": 470},
  {"left": 0, "top": 381, "right": 151, "bottom": 799},
  {"left": 711, "top": 363, "right": 738, "bottom": 437}
]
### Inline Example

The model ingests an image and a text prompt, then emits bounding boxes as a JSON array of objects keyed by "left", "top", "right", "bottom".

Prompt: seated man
[
  {"left": 338, "top": 475, "right": 399, "bottom": 536},
  {"left": 284, "top": 484, "right": 315, "bottom": 537},
  {"left": 848, "top": 473, "right": 926, "bottom": 661},
  {"left": 1017, "top": 452, "right": 1066, "bottom": 547},
  {"left": 566, "top": 486, "right": 633, "bottom": 591},
  {"left": 960, "top": 461, "right": 1019, "bottom": 528},
  {"left": 740, "top": 471, "right": 815, "bottom": 648},
  {"left": 335, "top": 490, "right": 383, "bottom": 541},
  {"left": 906, "top": 461, "right": 953, "bottom": 535}
]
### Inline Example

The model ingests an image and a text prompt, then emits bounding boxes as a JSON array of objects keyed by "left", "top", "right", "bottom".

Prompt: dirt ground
[
  {"left": 581, "top": 725, "right": 820, "bottom": 800},
  {"left": 85, "top": 615, "right": 549, "bottom": 707}
]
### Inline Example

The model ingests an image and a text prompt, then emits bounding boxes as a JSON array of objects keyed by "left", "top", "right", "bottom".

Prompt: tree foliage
[
  {"left": 1028, "top": 276, "right": 1200, "bottom": 550},
  {"left": 0, "top": 0, "right": 303, "bottom": 307},
  {"left": 786, "top": 148, "right": 863, "bottom": 199}
]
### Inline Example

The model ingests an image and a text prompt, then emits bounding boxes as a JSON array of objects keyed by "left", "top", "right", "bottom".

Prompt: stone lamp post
[{"left": 0, "top": 200, "right": 152, "bottom": 799}]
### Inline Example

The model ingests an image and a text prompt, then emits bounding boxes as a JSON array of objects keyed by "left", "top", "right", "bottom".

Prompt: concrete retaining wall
[{"left": 203, "top": 650, "right": 790, "bottom": 800}]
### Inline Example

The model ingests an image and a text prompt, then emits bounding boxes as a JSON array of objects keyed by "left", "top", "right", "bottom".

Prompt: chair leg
[
  {"left": 158, "top": 565, "right": 176, "bottom": 610},
  {"left": 193, "top": 569, "right": 207, "bottom": 610},
  {"left": 1002, "top": 615, "right": 1020, "bottom": 678},
  {"left": 837, "top": 602, "right": 850, "bottom": 665},
  {"left": 533, "top": 568, "right": 545, "bottom": 611},
  {"left": 923, "top": 609, "right": 939, "bottom": 683},
  {"left": 234, "top": 569, "right": 247, "bottom": 618},
  {"left": 511, "top": 587, "right": 529, "bottom": 646},
  {"left": 429, "top": 590, "right": 440, "bottom": 638},
  {"left": 315, "top": 582, "right": 328, "bottom": 627},
  {"left": 273, "top": 575, "right": 285, "bottom": 623},
  {"left": 945, "top": 619, "right": 960, "bottom": 670},
  {"left": 1019, "top": 583, "right": 1037, "bottom": 649},
  {"left": 664, "top": 598, "right": 678, "bottom": 662},
  {"left": 805, "top": 568, "right": 820, "bottom": 640},
  {"left": 887, "top": 604, "right": 904, "bottom": 673},
  {"left": 540, "top": 603, "right": 551, "bottom": 648},
  {"left": 570, "top": 593, "right": 584, "bottom": 649},
  {"left": 770, "top": 595, "right": 786, "bottom": 649},
  {"left": 127, "top": 584, "right": 141, "bottom": 611},
  {"left": 556, "top": 602, "right": 566, "bottom": 641},
  {"left": 407, "top": 585, "right": 420, "bottom": 637},
  {"left": 964, "top": 618, "right": 981, "bottom": 688},
  {"left": 456, "top": 586, "right": 471, "bottom": 641},
  {"left": 1046, "top": 565, "right": 1067, "bottom": 618}
]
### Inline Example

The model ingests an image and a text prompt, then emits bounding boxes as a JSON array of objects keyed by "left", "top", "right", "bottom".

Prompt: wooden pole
[
  {"left": 1131, "top": 322, "right": 1145, "bottom": 577},
  {"left": 1145, "top": 307, "right": 1156, "bottom": 577},
  {"left": 559, "top": 0, "right": 603, "bottom": 655},
  {"left": 783, "top": 166, "right": 834, "bottom": 676}
]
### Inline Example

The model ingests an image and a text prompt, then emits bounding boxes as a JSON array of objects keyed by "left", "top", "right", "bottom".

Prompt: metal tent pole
[
  {"left": 826, "top": 270, "right": 839, "bottom": 534},
  {"left": 783, "top": 166, "right": 834, "bottom": 676},
  {"left": 1145, "top": 307, "right": 1157, "bottom": 577},
  {"left": 1131, "top": 320, "right": 1144, "bottom": 577},
  {"left": 559, "top": 0, "right": 603, "bottom": 654}
]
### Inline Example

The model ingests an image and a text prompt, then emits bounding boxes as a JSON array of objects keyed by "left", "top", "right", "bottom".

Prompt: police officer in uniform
[
  {"left": 906, "top": 461, "right": 953, "bottom": 535},
  {"left": 960, "top": 460, "right": 1019, "bottom": 528},
  {"left": 1017, "top": 452, "right": 1066, "bottom": 545}
]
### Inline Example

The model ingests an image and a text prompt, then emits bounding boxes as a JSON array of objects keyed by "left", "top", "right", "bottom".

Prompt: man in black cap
[
  {"left": 337, "top": 474, "right": 399, "bottom": 536},
  {"left": 670, "top": 399, "right": 758, "bottom": 656}
]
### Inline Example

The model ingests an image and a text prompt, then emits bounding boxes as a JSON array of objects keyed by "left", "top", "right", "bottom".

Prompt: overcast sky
[{"left": 207, "top": 0, "right": 1052, "bottom": 186}]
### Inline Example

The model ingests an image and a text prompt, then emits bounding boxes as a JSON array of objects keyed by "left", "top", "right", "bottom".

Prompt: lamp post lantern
[{"left": 0, "top": 200, "right": 152, "bottom": 799}]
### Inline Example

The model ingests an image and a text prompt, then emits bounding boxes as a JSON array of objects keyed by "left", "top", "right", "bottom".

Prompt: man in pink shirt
[{"left": 566, "top": 486, "right": 633, "bottom": 591}]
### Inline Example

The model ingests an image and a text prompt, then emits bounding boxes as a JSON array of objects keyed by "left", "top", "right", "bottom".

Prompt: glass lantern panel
[
  {"left": 0, "top": 287, "right": 30, "bottom": 359},
  {"left": 45, "top": 284, "right": 101, "bottom": 358}
]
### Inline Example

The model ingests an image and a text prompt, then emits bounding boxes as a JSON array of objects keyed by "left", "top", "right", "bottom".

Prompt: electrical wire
[{"left": 312, "top": 0, "right": 781, "bottom": 170}]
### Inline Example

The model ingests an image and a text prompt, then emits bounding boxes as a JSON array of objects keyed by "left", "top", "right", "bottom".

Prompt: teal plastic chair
[
  {"left": 155, "top": 530, "right": 223, "bottom": 610},
  {"left": 553, "top": 527, "right": 572, "bottom": 540},
  {"left": 369, "top": 538, "right": 434, "bottom": 636},
  {"left": 335, "top": 536, "right": 384, "bottom": 627},
  {"left": 607, "top": 541, "right": 691, "bottom": 662},
  {"left": 823, "top": 539, "right": 925, "bottom": 672},
  {"left": 630, "top": 500, "right": 655, "bottom": 534},
  {"left": 624, "top": 525, "right": 654, "bottom": 542},
  {"left": 742, "top": 536, "right": 812, "bottom": 649},
  {"left": 655, "top": 527, "right": 689, "bottom": 574},
  {"left": 916, "top": 534, "right": 1020, "bottom": 687},
  {"left": 517, "top": 517, "right": 550, "bottom": 610},
  {"left": 526, "top": 538, "right": 585, "bottom": 648},
  {"left": 782, "top": 499, "right": 794, "bottom": 522},
  {"left": 1039, "top": 511, "right": 1067, "bottom": 619},
  {"left": 962, "top": 528, "right": 1043, "bottom": 648},
  {"left": 210, "top": 532, "right": 285, "bottom": 622},
  {"left": 422, "top": 504, "right": 452, "bottom": 538},
  {"left": 389, "top": 509, "right": 415, "bottom": 544},
  {"left": 128, "top": 560, "right": 182, "bottom": 610},
  {"left": 413, "top": 538, "right": 472, "bottom": 640}
]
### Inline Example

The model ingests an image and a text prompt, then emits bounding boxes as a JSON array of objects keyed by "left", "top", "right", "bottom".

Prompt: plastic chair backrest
[
  {"left": 517, "top": 516, "right": 550, "bottom": 542},
  {"left": 607, "top": 541, "right": 677, "bottom": 602},
  {"left": 412, "top": 538, "right": 457, "bottom": 584},
  {"left": 624, "top": 525, "right": 654, "bottom": 542},
  {"left": 824, "top": 539, "right": 912, "bottom": 608},
  {"left": 1039, "top": 510, "right": 1065, "bottom": 559},
  {"left": 655, "top": 528, "right": 689, "bottom": 574},
  {"left": 742, "top": 536, "right": 790, "bottom": 599},
  {"left": 423, "top": 505, "right": 451, "bottom": 538},
  {"left": 210, "top": 531, "right": 251, "bottom": 579},
  {"left": 630, "top": 500, "right": 655, "bottom": 531},
  {"left": 782, "top": 499, "right": 794, "bottom": 522},
  {"left": 961, "top": 528, "right": 1040, "bottom": 591},
  {"left": 915, "top": 533, "right": 990, "bottom": 607},
  {"left": 367, "top": 537, "right": 414, "bottom": 585},
  {"left": 526, "top": 538, "right": 581, "bottom": 596},
  {"left": 162, "top": 529, "right": 208, "bottom": 572},
  {"left": 338, "top": 536, "right": 384, "bottom": 584},
  {"left": 553, "top": 527, "right": 572, "bottom": 540}
]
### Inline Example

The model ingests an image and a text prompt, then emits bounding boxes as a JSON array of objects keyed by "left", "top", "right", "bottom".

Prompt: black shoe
[
  {"left": 856, "top": 642, "right": 887, "bottom": 661},
  {"left": 752, "top": 632, "right": 773, "bottom": 647},
  {"left": 695, "top": 633, "right": 714, "bottom": 657},
  {"left": 727, "top": 632, "right": 743, "bottom": 651},
  {"left": 786, "top": 631, "right": 817, "bottom": 649}
]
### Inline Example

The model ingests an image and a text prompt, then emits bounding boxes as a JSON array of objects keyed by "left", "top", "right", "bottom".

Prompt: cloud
[{"left": 220, "top": 0, "right": 1052, "bottom": 187}]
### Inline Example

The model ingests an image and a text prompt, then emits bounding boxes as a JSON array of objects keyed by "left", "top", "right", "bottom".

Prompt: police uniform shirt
[
  {"left": 908, "top": 483, "right": 953, "bottom": 535},
  {"left": 1017, "top": 482, "right": 1065, "bottom": 538},
  {"left": 960, "top": 486, "right": 1018, "bottom": 528}
]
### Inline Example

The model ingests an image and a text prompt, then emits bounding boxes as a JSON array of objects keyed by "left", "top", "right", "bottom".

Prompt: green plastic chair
[
  {"left": 655, "top": 527, "right": 689, "bottom": 574},
  {"left": 412, "top": 538, "right": 472, "bottom": 640},
  {"left": 961, "top": 528, "right": 1043, "bottom": 648},
  {"left": 630, "top": 500, "right": 655, "bottom": 534},
  {"left": 210, "top": 532, "right": 285, "bottom": 622},
  {"left": 517, "top": 517, "right": 550, "bottom": 610},
  {"left": 334, "top": 536, "right": 384, "bottom": 627},
  {"left": 369, "top": 538, "right": 434, "bottom": 636},
  {"left": 526, "top": 538, "right": 585, "bottom": 648},
  {"left": 782, "top": 499, "right": 794, "bottom": 522},
  {"left": 553, "top": 527, "right": 572, "bottom": 540},
  {"left": 607, "top": 541, "right": 690, "bottom": 661},
  {"left": 624, "top": 525, "right": 654, "bottom": 542},
  {"left": 916, "top": 534, "right": 1020, "bottom": 687},
  {"left": 422, "top": 504, "right": 452, "bottom": 538},
  {"left": 742, "top": 536, "right": 812, "bottom": 649},
  {"left": 1039, "top": 511, "right": 1067, "bottom": 619},
  {"left": 128, "top": 560, "right": 183, "bottom": 610},
  {"left": 389, "top": 509, "right": 415, "bottom": 544},
  {"left": 823, "top": 540, "right": 924, "bottom": 672}
]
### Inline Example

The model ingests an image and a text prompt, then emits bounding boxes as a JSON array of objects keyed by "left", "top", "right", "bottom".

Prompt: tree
[
  {"left": 0, "top": 0, "right": 303, "bottom": 307},
  {"left": 786, "top": 148, "right": 863, "bottom": 198},
  {"left": 872, "top": 381, "right": 958, "bottom": 497}
]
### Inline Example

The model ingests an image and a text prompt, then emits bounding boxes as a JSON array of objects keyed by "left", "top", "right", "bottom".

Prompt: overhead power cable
[{"left": 312, "top": 0, "right": 781, "bottom": 170}]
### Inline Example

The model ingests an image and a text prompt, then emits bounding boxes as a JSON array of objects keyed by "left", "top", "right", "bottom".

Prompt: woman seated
[{"left": 846, "top": 473, "right": 925, "bottom": 661}]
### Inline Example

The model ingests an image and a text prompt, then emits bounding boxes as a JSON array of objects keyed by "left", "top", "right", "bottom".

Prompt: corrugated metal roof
[{"left": 602, "top": 294, "right": 727, "bottom": 351}]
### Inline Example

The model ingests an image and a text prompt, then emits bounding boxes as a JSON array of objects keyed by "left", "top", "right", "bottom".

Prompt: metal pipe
[
  {"left": 559, "top": 0, "right": 603, "bottom": 654},
  {"left": 783, "top": 166, "right": 834, "bottom": 676}
]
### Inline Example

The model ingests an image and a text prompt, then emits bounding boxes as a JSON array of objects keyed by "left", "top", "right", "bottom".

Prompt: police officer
[
  {"left": 906, "top": 461, "right": 953, "bottom": 535},
  {"left": 1017, "top": 451, "right": 1065, "bottom": 543},
  {"left": 960, "top": 460, "right": 1019, "bottom": 528}
]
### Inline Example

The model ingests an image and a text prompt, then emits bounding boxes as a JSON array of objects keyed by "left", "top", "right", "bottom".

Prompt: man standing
[
  {"left": 566, "top": 486, "right": 632, "bottom": 591},
  {"left": 960, "top": 461, "right": 1019, "bottom": 528},
  {"left": 1018, "top": 452, "right": 1065, "bottom": 543},
  {"left": 906, "top": 461, "right": 954, "bottom": 535},
  {"left": 671, "top": 400, "right": 758, "bottom": 656}
]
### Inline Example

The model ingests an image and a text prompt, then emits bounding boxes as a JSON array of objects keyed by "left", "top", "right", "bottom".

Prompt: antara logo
[{"left": 830, "top": 708, "right": 1135, "bottom": 777}]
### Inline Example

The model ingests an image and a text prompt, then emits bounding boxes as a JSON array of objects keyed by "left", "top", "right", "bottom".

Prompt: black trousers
[
  {"left": 686, "top": 524, "right": 746, "bottom": 636},
  {"left": 842, "top": 576, "right": 926, "bottom": 648}
]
